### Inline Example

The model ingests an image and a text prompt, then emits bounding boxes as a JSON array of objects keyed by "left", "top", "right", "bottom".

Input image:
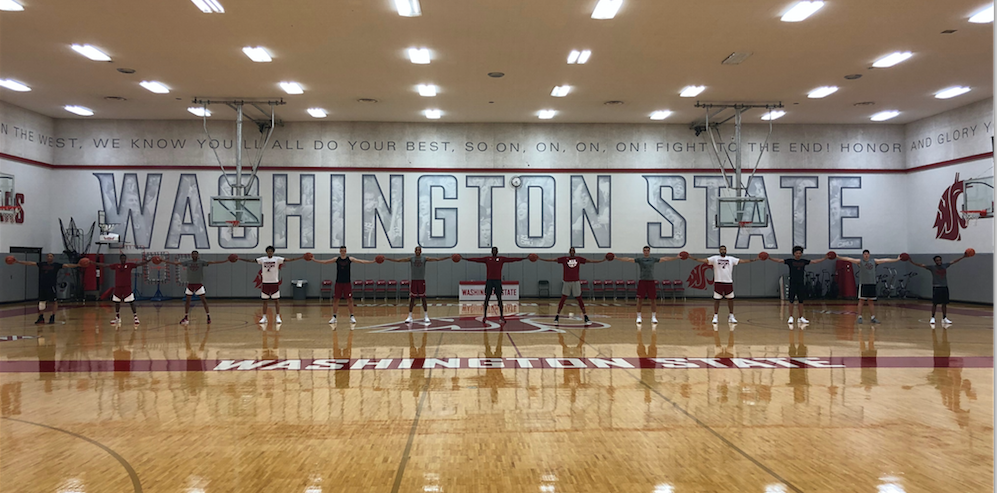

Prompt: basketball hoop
[
  {"left": 738, "top": 221, "right": 752, "bottom": 228},
  {"left": 0, "top": 206, "right": 19, "bottom": 223},
  {"left": 226, "top": 220, "right": 240, "bottom": 235},
  {"left": 960, "top": 210, "right": 988, "bottom": 221}
]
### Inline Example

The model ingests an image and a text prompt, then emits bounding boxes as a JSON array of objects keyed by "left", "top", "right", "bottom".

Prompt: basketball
[
  {"left": 965, "top": 248, "right": 976, "bottom": 257},
  {"left": 605, "top": 252, "right": 615, "bottom": 261},
  {"left": 151, "top": 255, "right": 163, "bottom": 265},
  {"left": 528, "top": 253, "right": 539, "bottom": 262},
  {"left": 758, "top": 251, "right": 769, "bottom": 260},
  {"left": 303, "top": 252, "right": 314, "bottom": 261},
  {"left": 900, "top": 253, "right": 910, "bottom": 261},
  {"left": 4, "top": 255, "right": 15, "bottom": 265},
  {"left": 827, "top": 251, "right": 837, "bottom": 259},
  {"left": 452, "top": 253, "right": 462, "bottom": 262},
  {"left": 375, "top": 255, "right": 385, "bottom": 264},
  {"left": 78, "top": 257, "right": 91, "bottom": 267},
  {"left": 679, "top": 251, "right": 689, "bottom": 260},
  {"left": 228, "top": 254, "right": 239, "bottom": 263}
]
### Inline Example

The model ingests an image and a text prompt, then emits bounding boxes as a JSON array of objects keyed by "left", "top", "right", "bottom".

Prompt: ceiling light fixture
[
  {"left": 307, "top": 108, "right": 328, "bottom": 118},
  {"left": 538, "top": 109, "right": 556, "bottom": 119},
  {"left": 551, "top": 85, "right": 571, "bottom": 97},
  {"left": 872, "top": 51, "right": 913, "bottom": 68},
  {"left": 934, "top": 86, "right": 971, "bottom": 99},
  {"left": 679, "top": 85, "right": 705, "bottom": 97},
  {"left": 408, "top": 47, "right": 431, "bottom": 64},
  {"left": 649, "top": 110, "right": 672, "bottom": 120},
  {"left": 781, "top": 1, "right": 824, "bottom": 22},
  {"left": 71, "top": 44, "right": 111, "bottom": 62},
  {"left": 139, "top": 81, "right": 170, "bottom": 94},
  {"left": 591, "top": 0, "right": 622, "bottom": 19},
  {"left": 870, "top": 110, "right": 900, "bottom": 121},
  {"left": 969, "top": 4, "right": 994, "bottom": 23},
  {"left": 424, "top": 109, "right": 441, "bottom": 119},
  {"left": 242, "top": 46, "right": 272, "bottom": 62},
  {"left": 760, "top": 110, "right": 786, "bottom": 120},
  {"left": 188, "top": 107, "right": 211, "bottom": 117},
  {"left": 190, "top": 0, "right": 224, "bottom": 13},
  {"left": 567, "top": 49, "right": 591, "bottom": 64},
  {"left": 807, "top": 86, "right": 838, "bottom": 98},
  {"left": 417, "top": 84, "right": 437, "bottom": 97},
  {"left": 279, "top": 82, "right": 304, "bottom": 94},
  {"left": 0, "top": 79, "right": 31, "bottom": 92},
  {"left": 394, "top": 0, "right": 421, "bottom": 17},
  {"left": 0, "top": 0, "right": 24, "bottom": 11},
  {"left": 64, "top": 105, "right": 94, "bottom": 117}
]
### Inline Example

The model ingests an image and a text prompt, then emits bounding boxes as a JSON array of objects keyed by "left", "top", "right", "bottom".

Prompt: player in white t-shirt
[
  {"left": 688, "top": 246, "right": 757, "bottom": 325},
  {"left": 238, "top": 246, "right": 303, "bottom": 324}
]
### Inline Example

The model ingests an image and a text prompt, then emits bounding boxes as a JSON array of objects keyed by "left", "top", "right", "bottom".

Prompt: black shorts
[
  {"left": 859, "top": 284, "right": 878, "bottom": 300},
  {"left": 932, "top": 286, "right": 950, "bottom": 305},
  {"left": 484, "top": 279, "right": 503, "bottom": 298},
  {"left": 788, "top": 282, "right": 806, "bottom": 302},
  {"left": 38, "top": 286, "right": 57, "bottom": 302}
]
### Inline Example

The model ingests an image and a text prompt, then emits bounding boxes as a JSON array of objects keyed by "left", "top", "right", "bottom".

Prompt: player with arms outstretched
[
  {"left": 238, "top": 246, "right": 303, "bottom": 324},
  {"left": 10, "top": 254, "right": 82, "bottom": 324},
  {"left": 165, "top": 250, "right": 228, "bottom": 325},
  {"left": 539, "top": 247, "right": 607, "bottom": 324},
  {"left": 617, "top": 246, "right": 678, "bottom": 324},
  {"left": 386, "top": 246, "right": 449, "bottom": 323},
  {"left": 463, "top": 247, "right": 526, "bottom": 322},
  {"left": 838, "top": 250, "right": 902, "bottom": 324},
  {"left": 314, "top": 246, "right": 375, "bottom": 325},
  {"left": 766, "top": 246, "right": 830, "bottom": 326},
  {"left": 93, "top": 253, "right": 152, "bottom": 326},
  {"left": 688, "top": 246, "right": 757, "bottom": 325},
  {"left": 908, "top": 253, "right": 968, "bottom": 325}
]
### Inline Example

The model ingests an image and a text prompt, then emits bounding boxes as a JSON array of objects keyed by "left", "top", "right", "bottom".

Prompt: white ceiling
[{"left": 0, "top": 0, "right": 992, "bottom": 124}]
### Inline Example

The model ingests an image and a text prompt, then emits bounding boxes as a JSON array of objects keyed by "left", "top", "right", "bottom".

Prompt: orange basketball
[
  {"left": 228, "top": 254, "right": 239, "bottom": 263},
  {"left": 151, "top": 255, "right": 163, "bottom": 265},
  {"left": 605, "top": 252, "right": 615, "bottom": 261},
  {"left": 900, "top": 253, "right": 910, "bottom": 261},
  {"left": 528, "top": 253, "right": 539, "bottom": 262},
  {"left": 303, "top": 252, "right": 314, "bottom": 261},
  {"left": 826, "top": 251, "right": 837, "bottom": 259},
  {"left": 78, "top": 257, "right": 91, "bottom": 267},
  {"left": 4, "top": 255, "right": 15, "bottom": 265},
  {"left": 758, "top": 251, "right": 769, "bottom": 260},
  {"left": 965, "top": 248, "right": 976, "bottom": 257},
  {"left": 679, "top": 251, "right": 689, "bottom": 260},
  {"left": 375, "top": 255, "right": 385, "bottom": 264},
  {"left": 452, "top": 253, "right": 462, "bottom": 262}
]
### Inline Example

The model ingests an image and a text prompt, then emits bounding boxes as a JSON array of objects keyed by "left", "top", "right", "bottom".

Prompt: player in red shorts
[
  {"left": 165, "top": 250, "right": 228, "bottom": 325},
  {"left": 93, "top": 253, "right": 152, "bottom": 326},
  {"left": 314, "top": 246, "right": 375, "bottom": 325},
  {"left": 539, "top": 247, "right": 606, "bottom": 324},
  {"left": 387, "top": 246, "right": 449, "bottom": 323},
  {"left": 238, "top": 246, "right": 303, "bottom": 324},
  {"left": 618, "top": 246, "right": 680, "bottom": 324},
  {"left": 688, "top": 246, "right": 757, "bottom": 325}
]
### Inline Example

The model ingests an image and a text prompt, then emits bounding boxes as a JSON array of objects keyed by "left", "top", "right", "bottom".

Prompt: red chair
[
  {"left": 614, "top": 280, "right": 626, "bottom": 300},
  {"left": 592, "top": 280, "right": 604, "bottom": 300},
  {"left": 375, "top": 280, "right": 387, "bottom": 301},
  {"left": 625, "top": 280, "right": 636, "bottom": 301},
  {"left": 400, "top": 279, "right": 411, "bottom": 299},
  {"left": 580, "top": 280, "right": 590, "bottom": 299},
  {"left": 364, "top": 280, "right": 376, "bottom": 301},
  {"left": 603, "top": 280, "right": 614, "bottom": 300},
  {"left": 320, "top": 280, "right": 333, "bottom": 301},
  {"left": 353, "top": 280, "right": 364, "bottom": 300},
  {"left": 388, "top": 280, "right": 398, "bottom": 301},
  {"left": 660, "top": 280, "right": 673, "bottom": 301},
  {"left": 672, "top": 280, "right": 685, "bottom": 300}
]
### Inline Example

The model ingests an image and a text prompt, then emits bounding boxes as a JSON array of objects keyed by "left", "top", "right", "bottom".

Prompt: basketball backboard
[
  {"left": 963, "top": 176, "right": 993, "bottom": 218},
  {"left": 209, "top": 196, "right": 263, "bottom": 227},
  {"left": 717, "top": 196, "right": 768, "bottom": 227},
  {"left": 0, "top": 173, "right": 13, "bottom": 206}
]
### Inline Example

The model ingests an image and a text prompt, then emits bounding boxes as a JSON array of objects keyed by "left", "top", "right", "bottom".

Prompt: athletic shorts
[
  {"left": 788, "top": 282, "right": 806, "bottom": 302},
  {"left": 562, "top": 281, "right": 581, "bottom": 298},
  {"left": 713, "top": 282, "right": 734, "bottom": 299},
  {"left": 859, "top": 284, "right": 877, "bottom": 300},
  {"left": 409, "top": 280, "right": 426, "bottom": 297},
  {"left": 484, "top": 279, "right": 503, "bottom": 298},
  {"left": 112, "top": 287, "right": 135, "bottom": 303},
  {"left": 38, "top": 286, "right": 57, "bottom": 302},
  {"left": 932, "top": 286, "right": 950, "bottom": 305},
  {"left": 636, "top": 280, "right": 657, "bottom": 299},
  {"left": 334, "top": 282, "right": 352, "bottom": 300},
  {"left": 260, "top": 283, "right": 280, "bottom": 299},
  {"left": 185, "top": 284, "right": 206, "bottom": 296}
]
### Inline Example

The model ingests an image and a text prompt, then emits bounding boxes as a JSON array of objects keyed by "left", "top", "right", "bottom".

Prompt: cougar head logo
[
  {"left": 686, "top": 263, "right": 714, "bottom": 290},
  {"left": 934, "top": 174, "right": 967, "bottom": 241}
]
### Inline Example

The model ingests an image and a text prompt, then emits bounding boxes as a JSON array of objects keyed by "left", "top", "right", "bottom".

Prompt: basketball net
[
  {"left": 0, "top": 206, "right": 18, "bottom": 223},
  {"left": 226, "top": 220, "right": 240, "bottom": 235}
]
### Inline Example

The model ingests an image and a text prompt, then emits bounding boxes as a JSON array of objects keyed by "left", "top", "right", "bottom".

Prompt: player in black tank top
[{"left": 315, "top": 247, "right": 375, "bottom": 325}]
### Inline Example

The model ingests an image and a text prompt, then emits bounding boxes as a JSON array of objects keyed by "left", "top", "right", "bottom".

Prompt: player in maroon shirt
[
  {"left": 540, "top": 248, "right": 605, "bottom": 324},
  {"left": 93, "top": 253, "right": 152, "bottom": 326},
  {"left": 463, "top": 247, "right": 525, "bottom": 322}
]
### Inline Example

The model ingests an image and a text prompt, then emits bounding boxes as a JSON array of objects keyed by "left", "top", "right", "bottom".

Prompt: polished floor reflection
[{"left": 0, "top": 298, "right": 992, "bottom": 492}]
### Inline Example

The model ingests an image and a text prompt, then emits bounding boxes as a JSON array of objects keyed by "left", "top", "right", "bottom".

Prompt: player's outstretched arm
[
  {"left": 284, "top": 256, "right": 303, "bottom": 263},
  {"left": 875, "top": 256, "right": 902, "bottom": 265},
  {"left": 908, "top": 259, "right": 928, "bottom": 269},
  {"left": 836, "top": 256, "right": 861, "bottom": 264},
  {"left": 386, "top": 256, "right": 412, "bottom": 263},
  {"left": 136, "top": 258, "right": 152, "bottom": 267},
  {"left": 809, "top": 257, "right": 827, "bottom": 265},
  {"left": 584, "top": 257, "right": 606, "bottom": 264},
  {"left": 738, "top": 258, "right": 756, "bottom": 265},
  {"left": 206, "top": 259, "right": 229, "bottom": 265},
  {"left": 616, "top": 256, "right": 635, "bottom": 263},
  {"left": 539, "top": 257, "right": 557, "bottom": 262},
  {"left": 766, "top": 256, "right": 786, "bottom": 263},
  {"left": 464, "top": 256, "right": 487, "bottom": 263},
  {"left": 13, "top": 260, "right": 38, "bottom": 267},
  {"left": 426, "top": 256, "right": 449, "bottom": 262},
  {"left": 506, "top": 256, "right": 527, "bottom": 263},
  {"left": 949, "top": 255, "right": 968, "bottom": 266},
  {"left": 237, "top": 256, "right": 256, "bottom": 263},
  {"left": 658, "top": 256, "right": 680, "bottom": 263},
  {"left": 350, "top": 256, "right": 375, "bottom": 264},
  {"left": 686, "top": 255, "right": 710, "bottom": 264}
]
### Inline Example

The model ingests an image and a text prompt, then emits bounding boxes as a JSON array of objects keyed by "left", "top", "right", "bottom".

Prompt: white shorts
[
  {"left": 261, "top": 283, "right": 281, "bottom": 299},
  {"left": 185, "top": 285, "right": 206, "bottom": 296},
  {"left": 112, "top": 293, "right": 135, "bottom": 303}
]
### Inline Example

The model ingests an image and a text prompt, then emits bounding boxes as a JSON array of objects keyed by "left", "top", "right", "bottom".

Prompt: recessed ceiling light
[
  {"left": 0, "top": 79, "right": 30, "bottom": 92},
  {"left": 679, "top": 85, "right": 705, "bottom": 97},
  {"left": 551, "top": 85, "right": 571, "bottom": 97},
  {"left": 935, "top": 86, "right": 971, "bottom": 99},
  {"left": 649, "top": 110, "right": 672, "bottom": 120},
  {"left": 538, "top": 109, "right": 556, "bottom": 119},
  {"left": 279, "top": 82, "right": 304, "bottom": 94},
  {"left": 417, "top": 84, "right": 437, "bottom": 97},
  {"left": 870, "top": 110, "right": 900, "bottom": 121},
  {"left": 190, "top": 0, "right": 224, "bottom": 13},
  {"left": 487, "top": 72, "right": 505, "bottom": 78},
  {"left": 872, "top": 51, "right": 913, "bottom": 68},
  {"left": 408, "top": 48, "right": 431, "bottom": 64},
  {"left": 188, "top": 106, "right": 211, "bottom": 117},
  {"left": 71, "top": 44, "right": 111, "bottom": 62},
  {"left": 242, "top": 46, "right": 272, "bottom": 62},
  {"left": 307, "top": 108, "right": 328, "bottom": 118},
  {"left": 394, "top": 0, "right": 421, "bottom": 17},
  {"left": 969, "top": 4, "right": 994, "bottom": 23},
  {"left": 760, "top": 110, "right": 786, "bottom": 121},
  {"left": 139, "top": 81, "right": 170, "bottom": 94},
  {"left": 781, "top": 1, "right": 824, "bottom": 22},
  {"left": 807, "top": 86, "right": 838, "bottom": 98},
  {"left": 424, "top": 109, "right": 441, "bottom": 119},
  {"left": 0, "top": 0, "right": 24, "bottom": 11},
  {"left": 591, "top": 0, "right": 622, "bottom": 19},
  {"left": 64, "top": 105, "right": 94, "bottom": 117},
  {"left": 567, "top": 50, "right": 591, "bottom": 64}
]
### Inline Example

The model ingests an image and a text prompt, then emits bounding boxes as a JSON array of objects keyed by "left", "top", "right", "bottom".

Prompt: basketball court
[{"left": 0, "top": 0, "right": 995, "bottom": 491}]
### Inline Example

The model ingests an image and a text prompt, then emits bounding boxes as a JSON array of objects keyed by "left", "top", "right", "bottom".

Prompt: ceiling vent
[{"left": 721, "top": 52, "right": 753, "bottom": 65}]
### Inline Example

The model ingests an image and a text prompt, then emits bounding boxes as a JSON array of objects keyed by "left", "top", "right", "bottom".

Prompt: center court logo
[{"left": 359, "top": 313, "right": 611, "bottom": 333}]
